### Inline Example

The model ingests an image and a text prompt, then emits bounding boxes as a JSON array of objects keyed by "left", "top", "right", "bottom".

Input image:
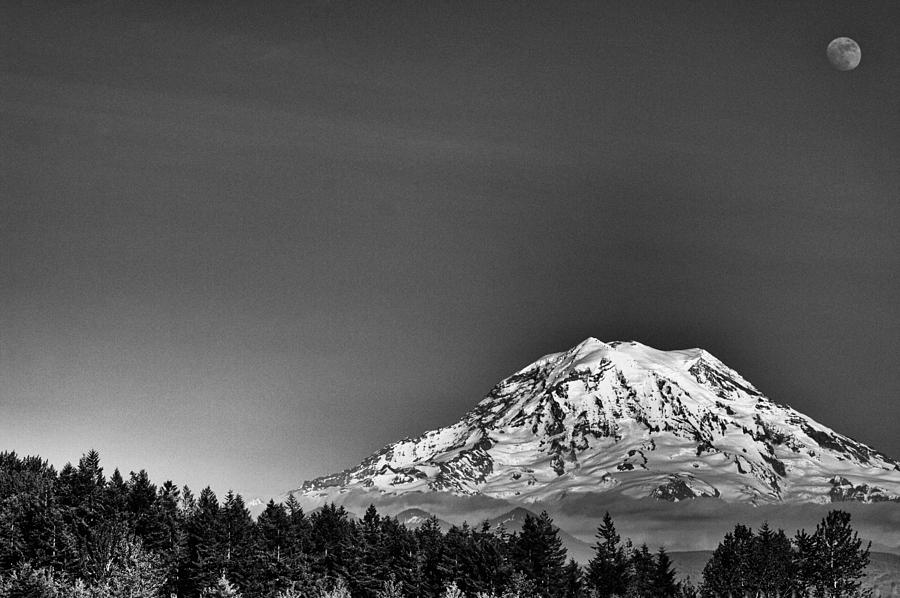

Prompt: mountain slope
[{"left": 296, "top": 339, "right": 900, "bottom": 505}]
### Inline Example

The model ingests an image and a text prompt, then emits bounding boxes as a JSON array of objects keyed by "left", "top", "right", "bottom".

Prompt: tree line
[{"left": 0, "top": 451, "right": 872, "bottom": 598}]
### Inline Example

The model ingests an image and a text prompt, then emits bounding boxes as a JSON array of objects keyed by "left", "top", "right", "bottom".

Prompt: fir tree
[
  {"left": 309, "top": 504, "right": 358, "bottom": 583},
  {"left": 586, "top": 512, "right": 629, "bottom": 598},
  {"left": 180, "top": 487, "right": 222, "bottom": 597},
  {"left": 257, "top": 500, "right": 290, "bottom": 564},
  {"left": 439, "top": 523, "right": 477, "bottom": 594},
  {"left": 562, "top": 559, "right": 582, "bottom": 598},
  {"left": 793, "top": 528, "right": 818, "bottom": 595},
  {"left": 651, "top": 547, "right": 677, "bottom": 598},
  {"left": 414, "top": 516, "right": 446, "bottom": 598},
  {"left": 221, "top": 491, "right": 256, "bottom": 592},
  {"left": 510, "top": 511, "right": 567, "bottom": 598},
  {"left": 355, "top": 505, "right": 384, "bottom": 597},
  {"left": 700, "top": 524, "right": 755, "bottom": 598},
  {"left": 379, "top": 516, "right": 419, "bottom": 596},
  {"left": 468, "top": 521, "right": 511, "bottom": 597},
  {"left": 751, "top": 522, "right": 794, "bottom": 597},
  {"left": 625, "top": 544, "right": 656, "bottom": 598}
]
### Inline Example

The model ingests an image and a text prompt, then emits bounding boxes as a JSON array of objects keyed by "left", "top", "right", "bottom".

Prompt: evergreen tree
[
  {"left": 309, "top": 503, "right": 357, "bottom": 583},
  {"left": 379, "top": 516, "right": 418, "bottom": 596},
  {"left": 439, "top": 523, "right": 477, "bottom": 594},
  {"left": 282, "top": 495, "right": 312, "bottom": 585},
  {"left": 180, "top": 487, "right": 222, "bottom": 597},
  {"left": 562, "top": 559, "right": 582, "bottom": 598},
  {"left": 651, "top": 547, "right": 677, "bottom": 598},
  {"left": 254, "top": 500, "right": 293, "bottom": 597},
  {"left": 221, "top": 491, "right": 256, "bottom": 593},
  {"left": 793, "top": 528, "right": 818, "bottom": 596},
  {"left": 586, "top": 512, "right": 629, "bottom": 598},
  {"left": 751, "top": 522, "right": 794, "bottom": 597},
  {"left": 127, "top": 470, "right": 158, "bottom": 527},
  {"left": 181, "top": 486, "right": 197, "bottom": 516},
  {"left": 104, "top": 469, "right": 129, "bottom": 513},
  {"left": 625, "top": 544, "right": 655, "bottom": 598},
  {"left": 355, "top": 505, "right": 384, "bottom": 597},
  {"left": 414, "top": 516, "right": 446, "bottom": 598},
  {"left": 468, "top": 521, "right": 511, "bottom": 597},
  {"left": 257, "top": 500, "right": 290, "bottom": 561},
  {"left": 700, "top": 524, "right": 755, "bottom": 598},
  {"left": 509, "top": 511, "right": 567, "bottom": 598},
  {"left": 803, "top": 511, "right": 871, "bottom": 598}
]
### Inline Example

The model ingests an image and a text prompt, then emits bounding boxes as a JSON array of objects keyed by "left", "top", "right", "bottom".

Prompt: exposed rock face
[{"left": 296, "top": 338, "right": 900, "bottom": 505}]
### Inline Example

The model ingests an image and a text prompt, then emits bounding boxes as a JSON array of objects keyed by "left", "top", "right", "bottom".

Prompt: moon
[{"left": 827, "top": 37, "right": 861, "bottom": 71}]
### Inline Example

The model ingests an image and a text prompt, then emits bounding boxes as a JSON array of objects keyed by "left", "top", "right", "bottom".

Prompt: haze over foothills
[{"left": 1, "top": 1, "right": 899, "bottom": 500}]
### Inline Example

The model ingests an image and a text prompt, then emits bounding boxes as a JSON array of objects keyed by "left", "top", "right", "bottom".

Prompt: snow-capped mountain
[
  {"left": 394, "top": 508, "right": 452, "bottom": 531},
  {"left": 296, "top": 339, "right": 900, "bottom": 505}
]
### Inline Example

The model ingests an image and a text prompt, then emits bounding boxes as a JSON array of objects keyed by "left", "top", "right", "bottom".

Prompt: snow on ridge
[{"left": 295, "top": 338, "right": 900, "bottom": 505}]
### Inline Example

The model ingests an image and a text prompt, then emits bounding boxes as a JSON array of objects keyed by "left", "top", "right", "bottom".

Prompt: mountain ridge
[{"left": 295, "top": 338, "right": 900, "bottom": 505}]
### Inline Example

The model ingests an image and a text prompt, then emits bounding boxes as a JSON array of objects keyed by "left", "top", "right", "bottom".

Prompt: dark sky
[{"left": 2, "top": 0, "right": 898, "bottom": 498}]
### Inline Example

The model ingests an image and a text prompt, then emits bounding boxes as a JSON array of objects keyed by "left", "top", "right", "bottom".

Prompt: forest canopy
[{"left": 0, "top": 451, "right": 873, "bottom": 598}]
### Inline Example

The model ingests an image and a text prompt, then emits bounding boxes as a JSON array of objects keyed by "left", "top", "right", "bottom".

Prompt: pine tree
[
  {"left": 793, "top": 528, "right": 818, "bottom": 596},
  {"left": 562, "top": 559, "right": 582, "bottom": 598},
  {"left": 180, "top": 487, "right": 222, "bottom": 597},
  {"left": 355, "top": 504, "right": 384, "bottom": 597},
  {"left": 379, "top": 516, "right": 419, "bottom": 596},
  {"left": 257, "top": 500, "right": 290, "bottom": 563},
  {"left": 221, "top": 491, "right": 256, "bottom": 592},
  {"left": 751, "top": 522, "right": 794, "bottom": 597},
  {"left": 252, "top": 500, "right": 293, "bottom": 597},
  {"left": 651, "top": 547, "right": 677, "bottom": 598},
  {"left": 510, "top": 511, "right": 567, "bottom": 598},
  {"left": 700, "top": 524, "right": 755, "bottom": 598},
  {"left": 414, "top": 516, "right": 445, "bottom": 598},
  {"left": 468, "top": 521, "right": 511, "bottom": 597},
  {"left": 803, "top": 510, "right": 871, "bottom": 598},
  {"left": 439, "top": 523, "right": 477, "bottom": 595},
  {"left": 181, "top": 486, "right": 197, "bottom": 516},
  {"left": 104, "top": 469, "right": 129, "bottom": 513},
  {"left": 309, "top": 503, "right": 358, "bottom": 582},
  {"left": 625, "top": 544, "right": 655, "bottom": 598},
  {"left": 586, "top": 512, "right": 629, "bottom": 598}
]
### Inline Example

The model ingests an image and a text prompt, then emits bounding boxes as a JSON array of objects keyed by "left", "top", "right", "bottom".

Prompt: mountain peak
[{"left": 297, "top": 338, "right": 900, "bottom": 505}]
